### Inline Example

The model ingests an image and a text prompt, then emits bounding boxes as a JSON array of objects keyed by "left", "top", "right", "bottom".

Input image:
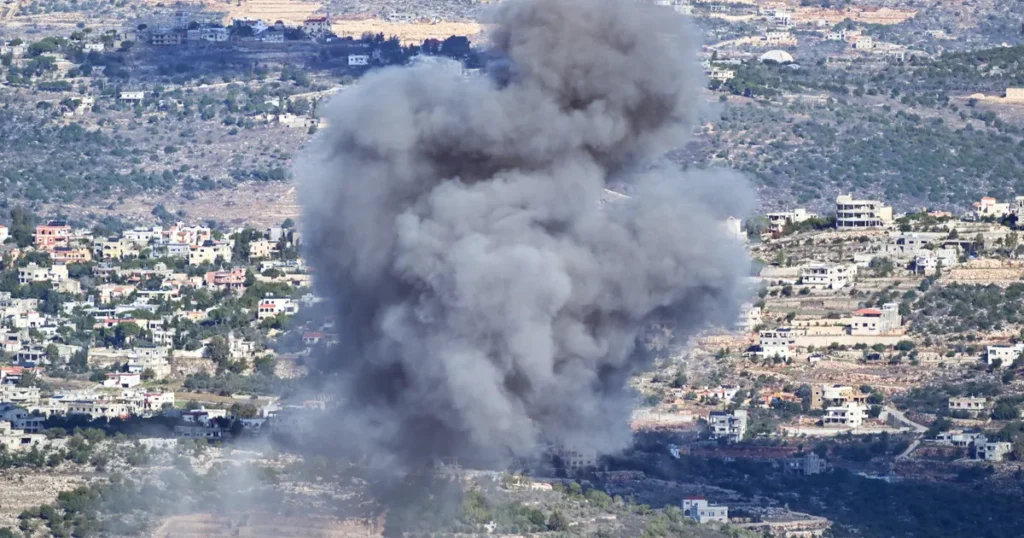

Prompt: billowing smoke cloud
[{"left": 296, "top": 0, "right": 752, "bottom": 477}]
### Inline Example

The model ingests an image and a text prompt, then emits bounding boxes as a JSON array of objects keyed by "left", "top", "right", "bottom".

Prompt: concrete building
[
  {"left": 302, "top": 15, "right": 331, "bottom": 37},
  {"left": 555, "top": 446, "right": 597, "bottom": 472},
  {"left": 849, "top": 303, "right": 902, "bottom": 336},
  {"left": 800, "top": 262, "right": 856, "bottom": 290},
  {"left": 935, "top": 430, "right": 985, "bottom": 448},
  {"left": 972, "top": 436, "right": 1012, "bottom": 461},
  {"left": 786, "top": 452, "right": 829, "bottom": 475},
  {"left": 681, "top": 497, "right": 729, "bottom": 524},
  {"left": 34, "top": 221, "right": 71, "bottom": 250},
  {"left": 948, "top": 396, "right": 987, "bottom": 416},
  {"left": 835, "top": 195, "right": 893, "bottom": 229},
  {"left": 257, "top": 297, "right": 298, "bottom": 320},
  {"left": 824, "top": 402, "right": 868, "bottom": 428},
  {"left": 913, "top": 248, "right": 958, "bottom": 275},
  {"left": 973, "top": 196, "right": 1010, "bottom": 219},
  {"left": 766, "top": 208, "right": 817, "bottom": 233},
  {"left": 708, "top": 410, "right": 747, "bottom": 442},
  {"left": 248, "top": 239, "right": 274, "bottom": 259},
  {"left": 0, "top": 422, "right": 47, "bottom": 452},
  {"left": 736, "top": 303, "right": 762, "bottom": 332},
  {"left": 811, "top": 385, "right": 869, "bottom": 410},
  {"left": 986, "top": 343, "right": 1024, "bottom": 365},
  {"left": 103, "top": 372, "right": 141, "bottom": 389},
  {"left": 188, "top": 240, "right": 232, "bottom": 266},
  {"left": 18, "top": 263, "right": 68, "bottom": 285}
]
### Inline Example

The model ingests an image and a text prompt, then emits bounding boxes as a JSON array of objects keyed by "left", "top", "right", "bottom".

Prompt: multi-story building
[
  {"left": 811, "top": 385, "right": 869, "bottom": 410},
  {"left": 973, "top": 197, "right": 1010, "bottom": 219},
  {"left": 786, "top": 452, "right": 829, "bottom": 475},
  {"left": 188, "top": 240, "right": 232, "bottom": 266},
  {"left": 824, "top": 402, "right": 868, "bottom": 428},
  {"left": 708, "top": 410, "right": 747, "bottom": 442},
  {"left": 765, "top": 208, "right": 817, "bottom": 233},
  {"left": 986, "top": 343, "right": 1024, "bottom": 365},
  {"left": 912, "top": 248, "right": 958, "bottom": 275},
  {"left": 972, "top": 436, "right": 1012, "bottom": 461},
  {"left": 849, "top": 303, "right": 902, "bottom": 336},
  {"left": 835, "top": 194, "right": 893, "bottom": 229},
  {"left": 204, "top": 268, "right": 247, "bottom": 291},
  {"left": 799, "top": 262, "right": 857, "bottom": 290},
  {"left": 302, "top": 15, "right": 331, "bottom": 37},
  {"left": 935, "top": 430, "right": 985, "bottom": 448},
  {"left": 249, "top": 239, "right": 275, "bottom": 259},
  {"left": 34, "top": 221, "right": 71, "bottom": 250},
  {"left": 257, "top": 297, "right": 298, "bottom": 320},
  {"left": 18, "top": 263, "right": 68, "bottom": 285},
  {"left": 681, "top": 497, "right": 729, "bottom": 524},
  {"left": 736, "top": 303, "right": 762, "bottom": 332},
  {"left": 51, "top": 247, "right": 92, "bottom": 264}
]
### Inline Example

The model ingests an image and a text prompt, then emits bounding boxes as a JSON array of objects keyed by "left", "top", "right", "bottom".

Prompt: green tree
[
  {"left": 546, "top": 510, "right": 568, "bottom": 531},
  {"left": 204, "top": 336, "right": 230, "bottom": 366}
]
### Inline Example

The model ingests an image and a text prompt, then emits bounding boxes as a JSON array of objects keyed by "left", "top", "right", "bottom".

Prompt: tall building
[{"left": 835, "top": 194, "right": 893, "bottom": 229}]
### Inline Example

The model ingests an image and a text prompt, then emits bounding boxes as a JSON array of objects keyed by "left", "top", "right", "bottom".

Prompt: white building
[
  {"left": 348, "top": 54, "right": 370, "bottom": 66},
  {"left": 188, "top": 240, "right": 232, "bottom": 266},
  {"left": 849, "top": 303, "right": 901, "bottom": 336},
  {"left": 18, "top": 263, "right": 68, "bottom": 285},
  {"left": 948, "top": 397, "right": 987, "bottom": 416},
  {"left": 724, "top": 217, "right": 745, "bottom": 241},
  {"left": 799, "top": 262, "right": 856, "bottom": 290},
  {"left": 302, "top": 15, "right": 331, "bottom": 37},
  {"left": 986, "top": 343, "right": 1024, "bottom": 365},
  {"left": 120, "top": 90, "right": 145, "bottom": 101},
  {"left": 681, "top": 498, "right": 729, "bottom": 524},
  {"left": 765, "top": 208, "right": 817, "bottom": 233},
  {"left": 835, "top": 194, "right": 893, "bottom": 229},
  {"left": 913, "top": 249, "right": 958, "bottom": 275},
  {"left": 103, "top": 372, "right": 141, "bottom": 389},
  {"left": 257, "top": 297, "right": 298, "bottom": 320},
  {"left": 974, "top": 196, "right": 1011, "bottom": 219},
  {"left": 0, "top": 225, "right": 9, "bottom": 244},
  {"left": 824, "top": 402, "right": 868, "bottom": 429},
  {"left": 935, "top": 430, "right": 985, "bottom": 448},
  {"left": 201, "top": 27, "right": 229, "bottom": 42},
  {"left": 736, "top": 303, "right": 762, "bottom": 332},
  {"left": 708, "top": 410, "right": 747, "bottom": 442},
  {"left": 787, "top": 452, "right": 829, "bottom": 475}
]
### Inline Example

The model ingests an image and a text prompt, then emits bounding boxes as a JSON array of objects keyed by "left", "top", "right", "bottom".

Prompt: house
[
  {"left": 348, "top": 54, "right": 370, "bottom": 66},
  {"left": 764, "top": 31, "right": 794, "bottom": 44},
  {"left": 124, "top": 226, "right": 162, "bottom": 247},
  {"left": 849, "top": 303, "right": 901, "bottom": 336},
  {"left": 103, "top": 372, "right": 141, "bottom": 389},
  {"left": 119, "top": 90, "right": 145, "bottom": 101},
  {"left": 0, "top": 225, "right": 8, "bottom": 243},
  {"left": 248, "top": 240, "right": 274, "bottom": 259},
  {"left": 736, "top": 303, "right": 762, "bottom": 332},
  {"left": 34, "top": 221, "right": 71, "bottom": 250},
  {"left": 96, "top": 284, "right": 136, "bottom": 303},
  {"left": 143, "top": 391, "right": 175, "bottom": 411},
  {"left": 724, "top": 217, "right": 744, "bottom": 241},
  {"left": 0, "top": 422, "right": 47, "bottom": 452},
  {"left": 765, "top": 208, "right": 817, "bottom": 233},
  {"left": 150, "top": 30, "right": 182, "bottom": 46},
  {"left": 835, "top": 194, "right": 893, "bottom": 229},
  {"left": 261, "top": 31, "right": 285, "bottom": 43},
  {"left": 204, "top": 268, "right": 247, "bottom": 291},
  {"left": 681, "top": 497, "right": 728, "bottom": 524},
  {"left": 188, "top": 240, "right": 232, "bottom": 266},
  {"left": 973, "top": 197, "right": 1011, "bottom": 219},
  {"left": 163, "top": 222, "right": 212, "bottom": 246},
  {"left": 708, "top": 410, "right": 747, "bottom": 442},
  {"left": 972, "top": 436, "right": 1012, "bottom": 461},
  {"left": 63, "top": 400, "right": 132, "bottom": 419},
  {"left": 913, "top": 249, "right": 958, "bottom": 275},
  {"left": 799, "top": 262, "right": 856, "bottom": 290},
  {"left": 51, "top": 247, "right": 92, "bottom": 264},
  {"left": 824, "top": 402, "right": 868, "bottom": 428},
  {"left": 935, "top": 430, "right": 985, "bottom": 448},
  {"left": 851, "top": 35, "right": 874, "bottom": 49},
  {"left": 786, "top": 452, "right": 829, "bottom": 475},
  {"left": 18, "top": 263, "right": 68, "bottom": 285},
  {"left": 554, "top": 446, "right": 597, "bottom": 471},
  {"left": 0, "top": 403, "right": 45, "bottom": 433},
  {"left": 986, "top": 343, "right": 1024, "bottom": 365},
  {"left": 175, "top": 424, "right": 223, "bottom": 439},
  {"left": 949, "top": 396, "right": 987, "bottom": 416},
  {"left": 93, "top": 237, "right": 137, "bottom": 260},
  {"left": 708, "top": 67, "right": 734, "bottom": 82},
  {"left": 757, "top": 328, "right": 795, "bottom": 359},
  {"left": 257, "top": 297, "right": 298, "bottom": 320},
  {"left": 83, "top": 43, "right": 105, "bottom": 53},
  {"left": 302, "top": 15, "right": 331, "bottom": 37},
  {"left": 200, "top": 27, "right": 229, "bottom": 42},
  {"left": 232, "top": 17, "right": 267, "bottom": 34},
  {"left": 811, "top": 385, "right": 869, "bottom": 409},
  {"left": 884, "top": 232, "right": 943, "bottom": 260}
]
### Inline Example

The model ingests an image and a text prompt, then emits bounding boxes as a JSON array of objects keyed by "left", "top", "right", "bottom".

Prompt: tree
[
  {"left": 546, "top": 510, "right": 568, "bottom": 531},
  {"left": 993, "top": 402, "right": 1019, "bottom": 420},
  {"left": 9, "top": 207, "right": 36, "bottom": 247},
  {"left": 204, "top": 336, "right": 230, "bottom": 366}
]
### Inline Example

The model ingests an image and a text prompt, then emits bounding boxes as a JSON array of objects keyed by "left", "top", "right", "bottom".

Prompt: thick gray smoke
[{"left": 296, "top": 0, "right": 752, "bottom": 476}]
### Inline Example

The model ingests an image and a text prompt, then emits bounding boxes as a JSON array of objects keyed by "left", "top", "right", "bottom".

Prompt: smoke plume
[{"left": 296, "top": 0, "right": 752, "bottom": 476}]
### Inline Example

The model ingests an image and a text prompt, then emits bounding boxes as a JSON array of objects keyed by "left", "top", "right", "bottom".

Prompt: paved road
[{"left": 885, "top": 405, "right": 927, "bottom": 460}]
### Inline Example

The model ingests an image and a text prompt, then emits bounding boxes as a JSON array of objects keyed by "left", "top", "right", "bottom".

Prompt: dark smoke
[{"left": 296, "top": 0, "right": 751, "bottom": 480}]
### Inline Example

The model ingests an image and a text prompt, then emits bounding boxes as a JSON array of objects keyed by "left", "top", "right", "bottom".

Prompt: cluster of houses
[{"left": 146, "top": 11, "right": 337, "bottom": 47}]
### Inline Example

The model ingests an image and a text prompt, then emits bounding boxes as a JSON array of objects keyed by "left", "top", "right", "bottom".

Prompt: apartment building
[
  {"left": 986, "top": 343, "right": 1024, "bottom": 365},
  {"left": 708, "top": 410, "right": 747, "bottom": 442},
  {"left": 835, "top": 194, "right": 893, "bottom": 229},
  {"left": 766, "top": 208, "right": 817, "bottom": 233},
  {"left": 824, "top": 402, "right": 868, "bottom": 428},
  {"left": 949, "top": 396, "right": 987, "bottom": 416},
  {"left": 800, "top": 262, "right": 857, "bottom": 290},
  {"left": 681, "top": 498, "right": 729, "bottom": 524}
]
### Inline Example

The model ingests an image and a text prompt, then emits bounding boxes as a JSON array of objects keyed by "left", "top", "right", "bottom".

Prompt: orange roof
[{"left": 853, "top": 308, "right": 882, "bottom": 316}]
